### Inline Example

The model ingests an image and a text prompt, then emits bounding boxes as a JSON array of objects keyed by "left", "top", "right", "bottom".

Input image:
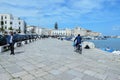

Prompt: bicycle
[{"left": 75, "top": 43, "right": 82, "bottom": 54}]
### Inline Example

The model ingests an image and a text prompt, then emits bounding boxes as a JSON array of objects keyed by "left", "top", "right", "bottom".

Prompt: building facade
[
  {"left": 0, "top": 14, "right": 26, "bottom": 34},
  {"left": 73, "top": 27, "right": 100, "bottom": 36},
  {"left": 72, "top": 27, "right": 87, "bottom": 36},
  {"left": 26, "top": 25, "right": 42, "bottom": 35},
  {"left": 49, "top": 27, "right": 100, "bottom": 37},
  {"left": 50, "top": 29, "right": 66, "bottom": 36}
]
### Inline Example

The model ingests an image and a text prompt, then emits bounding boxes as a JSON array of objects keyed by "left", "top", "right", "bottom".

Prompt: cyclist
[
  {"left": 74, "top": 34, "right": 82, "bottom": 46},
  {"left": 74, "top": 34, "right": 82, "bottom": 52}
]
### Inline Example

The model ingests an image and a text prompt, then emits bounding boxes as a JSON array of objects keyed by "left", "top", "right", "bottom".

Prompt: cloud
[
  {"left": 0, "top": 0, "right": 119, "bottom": 29},
  {"left": 0, "top": 0, "right": 38, "bottom": 7},
  {"left": 0, "top": 0, "right": 105, "bottom": 18},
  {"left": 72, "top": 0, "right": 102, "bottom": 9},
  {"left": 0, "top": 1, "right": 40, "bottom": 18},
  {"left": 112, "top": 26, "right": 120, "bottom": 31}
]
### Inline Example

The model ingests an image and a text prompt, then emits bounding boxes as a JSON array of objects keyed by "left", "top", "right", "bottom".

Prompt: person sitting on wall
[{"left": 84, "top": 45, "right": 90, "bottom": 49}]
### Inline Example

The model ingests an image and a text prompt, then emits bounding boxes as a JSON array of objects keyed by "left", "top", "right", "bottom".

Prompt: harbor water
[{"left": 89, "top": 38, "right": 120, "bottom": 51}]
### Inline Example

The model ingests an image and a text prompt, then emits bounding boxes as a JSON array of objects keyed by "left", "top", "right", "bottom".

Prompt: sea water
[{"left": 89, "top": 38, "right": 120, "bottom": 51}]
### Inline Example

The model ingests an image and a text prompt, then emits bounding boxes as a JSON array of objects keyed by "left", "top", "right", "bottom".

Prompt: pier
[{"left": 0, "top": 38, "right": 120, "bottom": 80}]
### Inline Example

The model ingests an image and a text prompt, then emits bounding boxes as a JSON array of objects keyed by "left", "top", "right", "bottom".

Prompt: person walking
[{"left": 7, "top": 32, "right": 15, "bottom": 55}]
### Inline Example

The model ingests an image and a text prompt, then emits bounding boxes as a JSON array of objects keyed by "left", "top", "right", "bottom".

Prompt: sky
[{"left": 0, "top": 0, "right": 120, "bottom": 35}]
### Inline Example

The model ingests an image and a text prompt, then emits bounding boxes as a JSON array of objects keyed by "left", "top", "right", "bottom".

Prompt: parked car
[
  {"left": 14, "top": 34, "right": 23, "bottom": 42},
  {"left": 0, "top": 35, "right": 7, "bottom": 46}
]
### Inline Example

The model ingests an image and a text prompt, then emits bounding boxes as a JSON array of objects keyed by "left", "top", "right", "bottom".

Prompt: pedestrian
[{"left": 7, "top": 32, "right": 15, "bottom": 55}]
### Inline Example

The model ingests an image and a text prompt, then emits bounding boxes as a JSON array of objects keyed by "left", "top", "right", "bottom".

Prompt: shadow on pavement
[{"left": 15, "top": 51, "right": 24, "bottom": 54}]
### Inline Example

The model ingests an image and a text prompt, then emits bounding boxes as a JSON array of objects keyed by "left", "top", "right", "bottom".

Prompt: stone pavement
[{"left": 0, "top": 38, "right": 120, "bottom": 80}]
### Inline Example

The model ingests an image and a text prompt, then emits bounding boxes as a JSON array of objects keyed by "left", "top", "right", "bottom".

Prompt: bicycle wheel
[{"left": 79, "top": 47, "right": 82, "bottom": 54}]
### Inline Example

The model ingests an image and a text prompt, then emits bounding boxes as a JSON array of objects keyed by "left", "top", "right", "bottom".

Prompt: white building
[
  {"left": 50, "top": 29, "right": 67, "bottom": 36},
  {"left": 0, "top": 14, "right": 26, "bottom": 34},
  {"left": 30, "top": 26, "right": 100, "bottom": 37},
  {"left": 26, "top": 25, "right": 100, "bottom": 37},
  {"left": 73, "top": 27, "right": 100, "bottom": 36},
  {"left": 86, "top": 31, "right": 101, "bottom": 36},
  {"left": 41, "top": 28, "right": 50, "bottom": 35},
  {"left": 65, "top": 28, "right": 72, "bottom": 36},
  {"left": 26, "top": 26, "right": 42, "bottom": 35},
  {"left": 35, "top": 27, "right": 42, "bottom": 35},
  {"left": 73, "top": 27, "right": 87, "bottom": 36},
  {"left": 26, "top": 26, "right": 34, "bottom": 34}
]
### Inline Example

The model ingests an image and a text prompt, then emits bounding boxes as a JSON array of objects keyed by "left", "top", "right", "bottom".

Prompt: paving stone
[
  {"left": 66, "top": 63, "right": 80, "bottom": 68},
  {"left": 11, "top": 71, "right": 28, "bottom": 77},
  {"left": 84, "top": 70, "right": 97, "bottom": 76},
  {"left": 42, "top": 74, "right": 57, "bottom": 80},
  {"left": 0, "top": 62, "right": 15, "bottom": 67},
  {"left": 72, "top": 77, "right": 82, "bottom": 80},
  {"left": 33, "top": 77, "right": 45, "bottom": 80},
  {"left": 0, "top": 39, "right": 120, "bottom": 80},
  {"left": 5, "top": 66, "right": 24, "bottom": 74},
  {"left": 0, "top": 73, "right": 12, "bottom": 80},
  {"left": 29, "top": 69, "right": 48, "bottom": 77},
  {"left": 49, "top": 69, "right": 62, "bottom": 75},
  {"left": 73, "top": 67, "right": 85, "bottom": 73},
  {"left": 105, "top": 73, "right": 120, "bottom": 80},
  {"left": 82, "top": 74, "right": 101, "bottom": 80},
  {"left": 56, "top": 72, "right": 76, "bottom": 80},
  {"left": 67, "top": 70, "right": 84, "bottom": 78},
  {"left": 34, "top": 63, "right": 46, "bottom": 68},
  {"left": 0, "top": 68, "right": 6, "bottom": 74},
  {"left": 9, "top": 77, "right": 22, "bottom": 80},
  {"left": 22, "top": 64, "right": 37, "bottom": 71},
  {"left": 58, "top": 66, "right": 70, "bottom": 72},
  {"left": 15, "top": 60, "right": 31, "bottom": 66},
  {"left": 41, "top": 66, "right": 54, "bottom": 71},
  {"left": 94, "top": 73, "right": 107, "bottom": 80}
]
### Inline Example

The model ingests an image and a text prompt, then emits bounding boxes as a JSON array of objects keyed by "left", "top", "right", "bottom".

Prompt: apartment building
[{"left": 0, "top": 14, "right": 26, "bottom": 34}]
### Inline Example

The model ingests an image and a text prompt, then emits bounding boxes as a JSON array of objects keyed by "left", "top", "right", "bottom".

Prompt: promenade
[{"left": 0, "top": 38, "right": 120, "bottom": 80}]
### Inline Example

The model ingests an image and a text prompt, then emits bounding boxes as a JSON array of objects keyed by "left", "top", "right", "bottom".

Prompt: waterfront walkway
[{"left": 0, "top": 38, "right": 120, "bottom": 80}]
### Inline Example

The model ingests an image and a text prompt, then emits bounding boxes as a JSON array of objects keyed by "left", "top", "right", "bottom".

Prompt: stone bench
[
  {"left": 0, "top": 44, "right": 9, "bottom": 52},
  {"left": 0, "top": 39, "right": 37, "bottom": 53}
]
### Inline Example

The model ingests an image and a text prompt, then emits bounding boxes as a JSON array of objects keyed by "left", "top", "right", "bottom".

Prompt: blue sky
[{"left": 0, "top": 0, "right": 120, "bottom": 35}]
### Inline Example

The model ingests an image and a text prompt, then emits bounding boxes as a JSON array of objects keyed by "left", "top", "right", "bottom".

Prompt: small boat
[{"left": 104, "top": 47, "right": 114, "bottom": 52}]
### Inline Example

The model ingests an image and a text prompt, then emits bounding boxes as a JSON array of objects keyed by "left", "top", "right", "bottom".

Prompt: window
[
  {"left": 5, "top": 21, "right": 7, "bottom": 24},
  {"left": 1, "top": 16, "right": 3, "bottom": 20},
  {"left": 5, "top": 26, "right": 7, "bottom": 29},
  {"left": 19, "top": 22, "right": 21, "bottom": 25},
  {"left": 10, "top": 22, "right": 12, "bottom": 24},
  {"left": 5, "top": 16, "right": 7, "bottom": 19},
  {"left": 1, "top": 21, "right": 4, "bottom": 25},
  {"left": 18, "top": 27, "right": 21, "bottom": 33}
]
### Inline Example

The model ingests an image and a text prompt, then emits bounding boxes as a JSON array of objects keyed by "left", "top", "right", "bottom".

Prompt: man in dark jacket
[
  {"left": 74, "top": 34, "right": 82, "bottom": 47},
  {"left": 7, "top": 32, "right": 15, "bottom": 55}
]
